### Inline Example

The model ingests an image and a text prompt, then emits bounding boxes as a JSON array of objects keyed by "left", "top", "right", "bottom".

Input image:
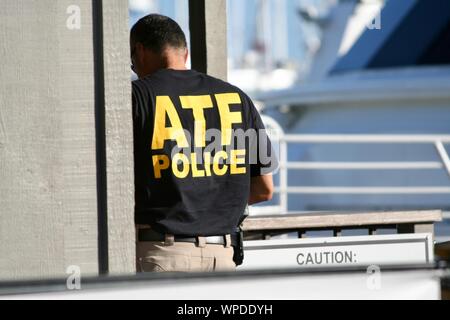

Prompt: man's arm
[{"left": 249, "top": 174, "right": 274, "bottom": 205}]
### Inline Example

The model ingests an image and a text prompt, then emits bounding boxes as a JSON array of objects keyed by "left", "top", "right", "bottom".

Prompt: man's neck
[
  {"left": 163, "top": 58, "right": 187, "bottom": 71},
  {"left": 164, "top": 64, "right": 187, "bottom": 71},
  {"left": 161, "top": 47, "right": 187, "bottom": 71}
]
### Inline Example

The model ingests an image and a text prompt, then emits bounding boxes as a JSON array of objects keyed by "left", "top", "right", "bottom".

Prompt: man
[{"left": 131, "top": 14, "right": 278, "bottom": 272}]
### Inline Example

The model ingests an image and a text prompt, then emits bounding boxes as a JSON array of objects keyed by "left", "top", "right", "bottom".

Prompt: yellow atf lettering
[
  {"left": 215, "top": 93, "right": 243, "bottom": 146},
  {"left": 180, "top": 95, "right": 213, "bottom": 148},
  {"left": 151, "top": 96, "right": 188, "bottom": 150}
]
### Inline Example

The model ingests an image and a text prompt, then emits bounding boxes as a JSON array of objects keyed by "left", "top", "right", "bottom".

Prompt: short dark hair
[{"left": 130, "top": 14, "right": 187, "bottom": 53}]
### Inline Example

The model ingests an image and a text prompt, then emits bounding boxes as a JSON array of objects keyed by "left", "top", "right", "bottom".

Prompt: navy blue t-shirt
[{"left": 132, "top": 69, "right": 277, "bottom": 236}]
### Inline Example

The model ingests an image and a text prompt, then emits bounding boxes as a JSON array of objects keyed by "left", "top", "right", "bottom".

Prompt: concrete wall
[
  {"left": 189, "top": 0, "right": 228, "bottom": 81},
  {"left": 205, "top": 0, "right": 228, "bottom": 80},
  {"left": 0, "top": 0, "right": 134, "bottom": 280},
  {"left": 102, "top": 0, "right": 135, "bottom": 276}
]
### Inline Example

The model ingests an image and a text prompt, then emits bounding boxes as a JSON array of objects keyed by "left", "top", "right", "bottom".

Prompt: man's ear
[
  {"left": 135, "top": 42, "right": 150, "bottom": 67},
  {"left": 184, "top": 48, "right": 189, "bottom": 64}
]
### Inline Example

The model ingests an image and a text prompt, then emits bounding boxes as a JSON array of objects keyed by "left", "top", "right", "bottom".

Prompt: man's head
[{"left": 130, "top": 14, "right": 188, "bottom": 79}]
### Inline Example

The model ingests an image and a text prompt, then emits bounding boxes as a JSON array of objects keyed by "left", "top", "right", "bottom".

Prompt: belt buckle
[
  {"left": 194, "top": 236, "right": 225, "bottom": 247},
  {"left": 202, "top": 235, "right": 231, "bottom": 247},
  {"left": 165, "top": 234, "right": 175, "bottom": 246},
  {"left": 206, "top": 236, "right": 223, "bottom": 245},
  {"left": 196, "top": 236, "right": 207, "bottom": 248}
]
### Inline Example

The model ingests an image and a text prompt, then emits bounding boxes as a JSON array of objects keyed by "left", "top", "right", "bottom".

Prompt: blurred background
[
  {"left": 130, "top": 0, "right": 450, "bottom": 240},
  {"left": 130, "top": 0, "right": 330, "bottom": 91}
]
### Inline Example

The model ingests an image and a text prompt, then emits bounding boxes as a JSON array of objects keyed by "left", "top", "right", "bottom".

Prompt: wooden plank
[
  {"left": 0, "top": 0, "right": 135, "bottom": 280},
  {"left": 0, "top": 0, "right": 98, "bottom": 280},
  {"left": 242, "top": 210, "right": 442, "bottom": 232},
  {"left": 189, "top": 0, "right": 228, "bottom": 81},
  {"left": 102, "top": 0, "right": 135, "bottom": 275}
]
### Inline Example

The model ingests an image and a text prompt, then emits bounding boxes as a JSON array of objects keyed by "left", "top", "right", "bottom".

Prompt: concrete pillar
[
  {"left": 189, "top": 0, "right": 228, "bottom": 81},
  {"left": 101, "top": 0, "right": 135, "bottom": 276},
  {"left": 0, "top": 0, "right": 135, "bottom": 280}
]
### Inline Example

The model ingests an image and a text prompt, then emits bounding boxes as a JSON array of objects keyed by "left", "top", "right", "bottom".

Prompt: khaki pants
[{"left": 136, "top": 240, "right": 236, "bottom": 273}]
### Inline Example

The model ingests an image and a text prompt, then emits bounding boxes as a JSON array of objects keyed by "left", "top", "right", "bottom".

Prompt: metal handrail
[{"left": 270, "top": 134, "right": 450, "bottom": 215}]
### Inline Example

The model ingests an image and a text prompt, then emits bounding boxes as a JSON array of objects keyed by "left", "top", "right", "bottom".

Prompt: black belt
[{"left": 138, "top": 228, "right": 234, "bottom": 246}]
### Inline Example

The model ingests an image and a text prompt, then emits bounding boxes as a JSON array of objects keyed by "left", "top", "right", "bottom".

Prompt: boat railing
[{"left": 253, "top": 129, "right": 450, "bottom": 217}]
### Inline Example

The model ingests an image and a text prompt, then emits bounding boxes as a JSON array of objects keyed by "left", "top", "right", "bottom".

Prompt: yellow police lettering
[
  {"left": 213, "top": 151, "right": 228, "bottom": 176},
  {"left": 150, "top": 94, "right": 248, "bottom": 179},
  {"left": 172, "top": 153, "right": 190, "bottom": 179},
  {"left": 230, "top": 149, "right": 246, "bottom": 175},
  {"left": 152, "top": 155, "right": 170, "bottom": 179},
  {"left": 191, "top": 153, "right": 206, "bottom": 178},
  {"left": 204, "top": 152, "right": 212, "bottom": 177}
]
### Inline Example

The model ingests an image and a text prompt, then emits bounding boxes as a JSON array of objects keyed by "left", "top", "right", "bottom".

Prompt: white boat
[{"left": 251, "top": 0, "right": 450, "bottom": 241}]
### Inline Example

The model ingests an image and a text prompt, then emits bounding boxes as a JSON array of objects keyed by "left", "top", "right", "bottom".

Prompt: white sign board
[{"left": 239, "top": 233, "right": 434, "bottom": 270}]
